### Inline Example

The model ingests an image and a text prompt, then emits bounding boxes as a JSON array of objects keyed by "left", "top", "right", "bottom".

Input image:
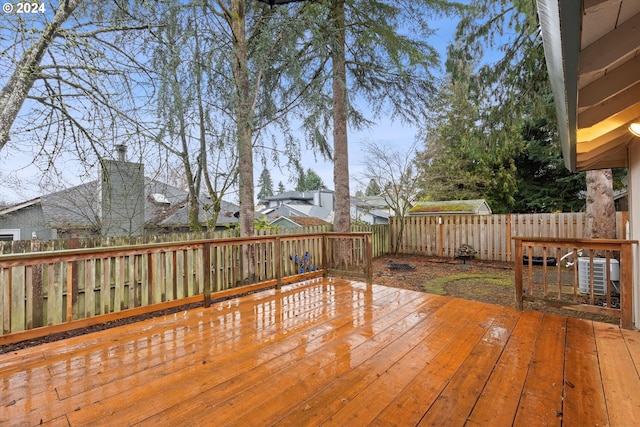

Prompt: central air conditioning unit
[{"left": 578, "top": 257, "right": 620, "bottom": 296}]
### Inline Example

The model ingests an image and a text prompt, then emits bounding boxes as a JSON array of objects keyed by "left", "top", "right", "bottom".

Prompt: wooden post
[
  {"left": 31, "top": 240, "right": 43, "bottom": 328},
  {"left": 322, "top": 234, "right": 329, "bottom": 277},
  {"left": 514, "top": 238, "right": 523, "bottom": 311},
  {"left": 365, "top": 234, "right": 373, "bottom": 285},
  {"left": 202, "top": 243, "right": 211, "bottom": 308},
  {"left": 620, "top": 242, "right": 633, "bottom": 329},
  {"left": 506, "top": 214, "right": 512, "bottom": 262},
  {"left": 66, "top": 261, "right": 74, "bottom": 322},
  {"left": 275, "top": 237, "right": 282, "bottom": 289},
  {"left": 147, "top": 253, "right": 154, "bottom": 306},
  {"left": 438, "top": 217, "right": 443, "bottom": 258},
  {"left": 69, "top": 238, "right": 79, "bottom": 308}
]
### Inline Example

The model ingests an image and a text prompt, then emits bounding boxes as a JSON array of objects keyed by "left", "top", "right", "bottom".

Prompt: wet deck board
[{"left": 1, "top": 278, "right": 639, "bottom": 426}]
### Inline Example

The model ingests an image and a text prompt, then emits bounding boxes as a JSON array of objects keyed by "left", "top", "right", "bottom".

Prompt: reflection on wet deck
[{"left": 1, "top": 278, "right": 639, "bottom": 426}]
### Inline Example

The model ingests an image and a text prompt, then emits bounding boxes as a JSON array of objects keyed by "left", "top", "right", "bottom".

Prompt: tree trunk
[
  {"left": 0, "top": 0, "right": 82, "bottom": 151},
  {"left": 584, "top": 169, "right": 616, "bottom": 239},
  {"left": 230, "top": 0, "right": 255, "bottom": 281},
  {"left": 331, "top": 0, "right": 350, "bottom": 234},
  {"left": 231, "top": 0, "right": 254, "bottom": 239}
]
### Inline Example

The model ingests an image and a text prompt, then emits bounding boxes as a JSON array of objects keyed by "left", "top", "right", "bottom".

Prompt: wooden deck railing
[
  {"left": 514, "top": 237, "right": 637, "bottom": 329},
  {"left": 0, "top": 233, "right": 373, "bottom": 344}
]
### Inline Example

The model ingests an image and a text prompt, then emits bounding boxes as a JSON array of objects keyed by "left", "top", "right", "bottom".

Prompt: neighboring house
[
  {"left": 408, "top": 199, "right": 492, "bottom": 216},
  {"left": 350, "top": 196, "right": 390, "bottom": 225},
  {"left": 0, "top": 158, "right": 240, "bottom": 240},
  {"left": 259, "top": 189, "right": 335, "bottom": 210},
  {"left": 259, "top": 190, "right": 394, "bottom": 226},
  {"left": 258, "top": 189, "right": 335, "bottom": 224}
]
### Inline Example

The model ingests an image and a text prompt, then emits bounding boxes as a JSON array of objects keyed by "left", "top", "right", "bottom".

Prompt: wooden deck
[{"left": 1, "top": 278, "right": 639, "bottom": 426}]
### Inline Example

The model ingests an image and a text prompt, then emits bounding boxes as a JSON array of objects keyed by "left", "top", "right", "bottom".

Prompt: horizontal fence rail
[
  {"left": 513, "top": 237, "right": 637, "bottom": 329},
  {"left": 0, "top": 226, "right": 333, "bottom": 254},
  {"left": 0, "top": 233, "right": 373, "bottom": 345}
]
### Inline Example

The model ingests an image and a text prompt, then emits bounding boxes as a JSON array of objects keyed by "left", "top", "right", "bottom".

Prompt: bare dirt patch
[{"left": 373, "top": 254, "right": 618, "bottom": 324}]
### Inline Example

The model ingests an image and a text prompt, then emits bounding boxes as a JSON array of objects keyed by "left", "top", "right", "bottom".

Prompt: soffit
[{"left": 539, "top": 0, "right": 640, "bottom": 171}]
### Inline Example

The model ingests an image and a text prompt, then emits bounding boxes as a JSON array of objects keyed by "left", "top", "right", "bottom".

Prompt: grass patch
[{"left": 422, "top": 273, "right": 513, "bottom": 296}]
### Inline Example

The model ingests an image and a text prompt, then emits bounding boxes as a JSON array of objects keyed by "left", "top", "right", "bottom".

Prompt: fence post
[
  {"left": 365, "top": 234, "right": 373, "bottom": 285},
  {"left": 275, "top": 237, "right": 282, "bottom": 289},
  {"left": 31, "top": 240, "right": 44, "bottom": 328},
  {"left": 438, "top": 217, "right": 443, "bottom": 257},
  {"left": 620, "top": 241, "right": 633, "bottom": 329},
  {"left": 322, "top": 234, "right": 329, "bottom": 277},
  {"left": 506, "top": 215, "right": 512, "bottom": 262},
  {"left": 66, "top": 261, "right": 73, "bottom": 322},
  {"left": 66, "top": 238, "right": 79, "bottom": 322},
  {"left": 514, "top": 238, "right": 523, "bottom": 311},
  {"left": 202, "top": 242, "right": 211, "bottom": 308}
]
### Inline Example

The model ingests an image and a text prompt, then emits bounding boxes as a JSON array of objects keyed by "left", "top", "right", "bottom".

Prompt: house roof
[
  {"left": 368, "top": 209, "right": 390, "bottom": 219},
  {"left": 0, "top": 198, "right": 41, "bottom": 216},
  {"left": 288, "top": 216, "right": 330, "bottom": 227},
  {"left": 258, "top": 202, "right": 333, "bottom": 224},
  {"left": 287, "top": 204, "right": 333, "bottom": 222},
  {"left": 408, "top": 199, "right": 492, "bottom": 215},
  {"left": 258, "top": 204, "right": 304, "bottom": 220},
  {"left": 3, "top": 178, "right": 240, "bottom": 229},
  {"left": 538, "top": 0, "right": 640, "bottom": 171},
  {"left": 154, "top": 196, "right": 241, "bottom": 227},
  {"left": 351, "top": 195, "right": 388, "bottom": 209},
  {"left": 258, "top": 189, "right": 334, "bottom": 204}
]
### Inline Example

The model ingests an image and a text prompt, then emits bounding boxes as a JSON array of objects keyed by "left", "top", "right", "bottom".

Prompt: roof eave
[{"left": 537, "top": 0, "right": 581, "bottom": 172}]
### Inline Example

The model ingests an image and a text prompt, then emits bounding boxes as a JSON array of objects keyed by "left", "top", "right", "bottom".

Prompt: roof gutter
[{"left": 536, "top": 0, "right": 581, "bottom": 172}]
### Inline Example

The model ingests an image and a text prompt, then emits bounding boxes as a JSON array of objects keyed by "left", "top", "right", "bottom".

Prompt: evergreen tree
[
  {"left": 296, "top": 0, "right": 458, "bottom": 232},
  {"left": 513, "top": 109, "right": 585, "bottom": 213},
  {"left": 365, "top": 179, "right": 381, "bottom": 196},
  {"left": 278, "top": 181, "right": 286, "bottom": 193},
  {"left": 295, "top": 168, "right": 325, "bottom": 191},
  {"left": 417, "top": 1, "right": 547, "bottom": 213},
  {"left": 416, "top": 42, "right": 498, "bottom": 204},
  {"left": 295, "top": 169, "right": 306, "bottom": 192},
  {"left": 304, "top": 169, "right": 325, "bottom": 191},
  {"left": 257, "top": 168, "right": 274, "bottom": 200}
]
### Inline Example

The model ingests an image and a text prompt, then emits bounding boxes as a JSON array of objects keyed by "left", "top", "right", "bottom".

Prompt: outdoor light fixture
[{"left": 629, "top": 122, "right": 640, "bottom": 137}]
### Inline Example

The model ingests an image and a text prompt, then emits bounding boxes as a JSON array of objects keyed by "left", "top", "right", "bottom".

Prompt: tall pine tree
[{"left": 257, "top": 168, "right": 274, "bottom": 200}]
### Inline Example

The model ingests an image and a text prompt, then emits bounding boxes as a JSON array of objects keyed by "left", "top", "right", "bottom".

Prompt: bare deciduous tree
[
  {"left": 0, "top": 0, "right": 82, "bottom": 151},
  {"left": 360, "top": 141, "right": 421, "bottom": 253},
  {"left": 1, "top": 1, "right": 160, "bottom": 194}
]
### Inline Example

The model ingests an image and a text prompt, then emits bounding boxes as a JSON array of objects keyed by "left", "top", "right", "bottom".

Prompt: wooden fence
[
  {"left": 0, "top": 233, "right": 372, "bottom": 344},
  {"left": 391, "top": 212, "right": 629, "bottom": 261},
  {"left": 0, "top": 223, "right": 391, "bottom": 267},
  {"left": 1, "top": 212, "right": 629, "bottom": 264},
  {"left": 0, "top": 226, "right": 333, "bottom": 254},
  {"left": 351, "top": 224, "right": 389, "bottom": 258}
]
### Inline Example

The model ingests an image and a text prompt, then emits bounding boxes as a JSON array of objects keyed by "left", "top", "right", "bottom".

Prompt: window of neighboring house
[{"left": 0, "top": 229, "right": 20, "bottom": 241}]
